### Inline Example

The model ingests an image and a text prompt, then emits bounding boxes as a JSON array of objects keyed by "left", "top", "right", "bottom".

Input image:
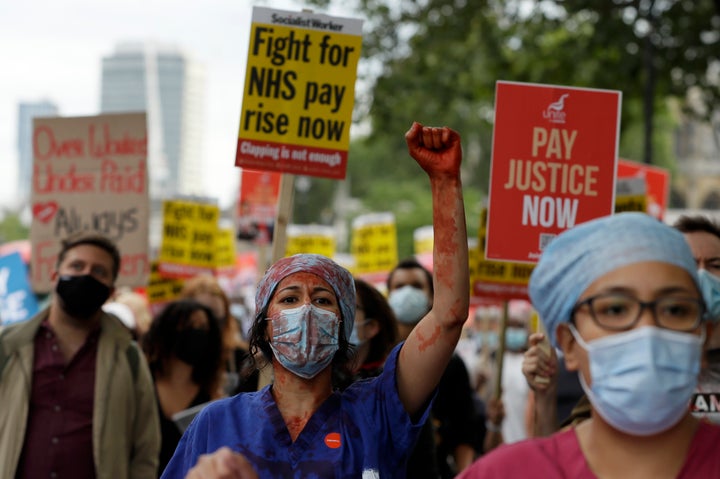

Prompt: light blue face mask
[
  {"left": 505, "top": 327, "right": 528, "bottom": 351},
  {"left": 349, "top": 320, "right": 369, "bottom": 346},
  {"left": 698, "top": 269, "right": 720, "bottom": 322},
  {"left": 473, "top": 330, "right": 499, "bottom": 351},
  {"left": 388, "top": 285, "right": 430, "bottom": 324},
  {"left": 268, "top": 304, "right": 339, "bottom": 379},
  {"left": 570, "top": 324, "right": 703, "bottom": 436}
]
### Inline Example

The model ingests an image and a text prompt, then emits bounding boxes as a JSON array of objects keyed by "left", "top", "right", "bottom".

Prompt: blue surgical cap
[{"left": 529, "top": 212, "right": 700, "bottom": 347}]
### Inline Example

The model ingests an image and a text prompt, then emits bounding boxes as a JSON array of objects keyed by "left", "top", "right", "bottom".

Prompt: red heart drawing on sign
[{"left": 33, "top": 201, "right": 59, "bottom": 223}]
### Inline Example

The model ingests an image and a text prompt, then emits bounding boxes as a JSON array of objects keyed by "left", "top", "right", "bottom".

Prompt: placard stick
[
  {"left": 270, "top": 173, "right": 295, "bottom": 264},
  {"left": 534, "top": 315, "right": 551, "bottom": 384},
  {"left": 257, "top": 173, "right": 295, "bottom": 390},
  {"left": 493, "top": 300, "right": 509, "bottom": 401}
]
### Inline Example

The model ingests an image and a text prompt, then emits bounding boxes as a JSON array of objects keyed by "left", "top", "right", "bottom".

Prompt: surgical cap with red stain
[{"left": 255, "top": 254, "right": 356, "bottom": 340}]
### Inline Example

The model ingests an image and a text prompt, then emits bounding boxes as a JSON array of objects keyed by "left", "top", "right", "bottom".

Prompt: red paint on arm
[{"left": 415, "top": 323, "right": 442, "bottom": 352}]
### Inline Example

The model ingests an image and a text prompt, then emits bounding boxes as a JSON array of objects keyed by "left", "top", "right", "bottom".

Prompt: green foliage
[
  {"left": 291, "top": 176, "right": 338, "bottom": 225},
  {"left": 0, "top": 211, "right": 29, "bottom": 243},
  {"left": 296, "top": 0, "right": 718, "bottom": 252},
  {"left": 618, "top": 98, "right": 679, "bottom": 176}
]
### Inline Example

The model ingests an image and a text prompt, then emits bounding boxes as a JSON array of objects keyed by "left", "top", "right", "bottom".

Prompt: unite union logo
[{"left": 542, "top": 93, "right": 569, "bottom": 124}]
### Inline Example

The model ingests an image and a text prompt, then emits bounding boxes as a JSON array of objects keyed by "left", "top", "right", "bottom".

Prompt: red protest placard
[
  {"left": 237, "top": 169, "right": 282, "bottom": 244},
  {"left": 486, "top": 81, "right": 622, "bottom": 263},
  {"left": 238, "top": 169, "right": 281, "bottom": 221},
  {"left": 617, "top": 158, "right": 669, "bottom": 221}
]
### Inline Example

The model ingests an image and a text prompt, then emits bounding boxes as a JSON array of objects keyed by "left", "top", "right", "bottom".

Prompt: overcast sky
[{"left": 0, "top": 0, "right": 357, "bottom": 211}]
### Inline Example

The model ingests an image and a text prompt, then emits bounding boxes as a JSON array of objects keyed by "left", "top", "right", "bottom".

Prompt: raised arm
[{"left": 396, "top": 122, "right": 469, "bottom": 416}]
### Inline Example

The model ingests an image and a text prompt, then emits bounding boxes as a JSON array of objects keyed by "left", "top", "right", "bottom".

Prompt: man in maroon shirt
[{"left": 0, "top": 232, "right": 160, "bottom": 478}]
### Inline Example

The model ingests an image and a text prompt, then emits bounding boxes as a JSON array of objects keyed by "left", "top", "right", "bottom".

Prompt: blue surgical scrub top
[{"left": 161, "top": 343, "right": 432, "bottom": 478}]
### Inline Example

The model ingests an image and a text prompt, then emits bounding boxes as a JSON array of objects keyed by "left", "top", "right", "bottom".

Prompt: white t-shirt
[{"left": 501, "top": 351, "right": 530, "bottom": 444}]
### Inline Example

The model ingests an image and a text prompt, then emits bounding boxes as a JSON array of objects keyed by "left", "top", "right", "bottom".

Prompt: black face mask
[
  {"left": 56, "top": 274, "right": 112, "bottom": 320},
  {"left": 174, "top": 329, "right": 210, "bottom": 367}
]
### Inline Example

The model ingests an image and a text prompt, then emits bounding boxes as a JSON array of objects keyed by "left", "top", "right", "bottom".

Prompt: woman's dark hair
[
  {"left": 354, "top": 278, "right": 399, "bottom": 363},
  {"left": 247, "top": 283, "right": 355, "bottom": 373},
  {"left": 142, "top": 299, "right": 224, "bottom": 396}
]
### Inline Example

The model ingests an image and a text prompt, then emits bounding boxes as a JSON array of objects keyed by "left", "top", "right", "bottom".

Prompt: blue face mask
[
  {"left": 388, "top": 285, "right": 430, "bottom": 324},
  {"left": 481, "top": 331, "right": 499, "bottom": 350},
  {"left": 268, "top": 304, "right": 339, "bottom": 379},
  {"left": 505, "top": 327, "right": 528, "bottom": 351},
  {"left": 698, "top": 269, "right": 720, "bottom": 321},
  {"left": 570, "top": 325, "right": 703, "bottom": 436},
  {"left": 349, "top": 320, "right": 368, "bottom": 346}
]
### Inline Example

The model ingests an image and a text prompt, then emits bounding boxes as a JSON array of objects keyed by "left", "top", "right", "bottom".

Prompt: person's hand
[
  {"left": 522, "top": 333, "right": 558, "bottom": 393},
  {"left": 486, "top": 397, "right": 505, "bottom": 427},
  {"left": 185, "top": 447, "right": 258, "bottom": 479},
  {"left": 405, "top": 122, "right": 462, "bottom": 179}
]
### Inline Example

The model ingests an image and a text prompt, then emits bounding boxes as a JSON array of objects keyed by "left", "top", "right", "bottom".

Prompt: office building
[{"left": 100, "top": 42, "right": 205, "bottom": 200}]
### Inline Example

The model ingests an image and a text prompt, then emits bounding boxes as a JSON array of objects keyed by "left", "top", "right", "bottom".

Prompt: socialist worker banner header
[
  {"left": 235, "top": 7, "right": 363, "bottom": 180},
  {"left": 486, "top": 81, "right": 622, "bottom": 263}
]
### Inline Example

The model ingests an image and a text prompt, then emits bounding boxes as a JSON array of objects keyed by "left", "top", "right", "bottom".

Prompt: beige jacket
[{"left": 0, "top": 308, "right": 160, "bottom": 479}]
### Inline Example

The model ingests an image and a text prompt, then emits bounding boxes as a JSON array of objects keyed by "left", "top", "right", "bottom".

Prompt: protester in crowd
[
  {"left": 524, "top": 213, "right": 720, "bottom": 434},
  {"left": 459, "top": 212, "right": 720, "bottom": 477},
  {"left": 103, "top": 288, "right": 153, "bottom": 341},
  {"left": 103, "top": 300, "right": 141, "bottom": 339},
  {"left": 142, "top": 299, "right": 225, "bottom": 476},
  {"left": 522, "top": 330, "right": 586, "bottom": 435},
  {"left": 161, "top": 122, "right": 469, "bottom": 477},
  {"left": 472, "top": 305, "right": 501, "bottom": 402},
  {"left": 674, "top": 214, "right": 720, "bottom": 424},
  {"left": 482, "top": 300, "right": 532, "bottom": 444},
  {"left": 388, "top": 257, "right": 476, "bottom": 478},
  {"left": 0, "top": 231, "right": 160, "bottom": 478},
  {"left": 452, "top": 305, "right": 506, "bottom": 455},
  {"left": 228, "top": 292, "right": 253, "bottom": 344},
  {"left": 333, "top": 277, "right": 399, "bottom": 390},
  {"left": 113, "top": 287, "right": 154, "bottom": 338},
  {"left": 180, "top": 274, "right": 258, "bottom": 393}
]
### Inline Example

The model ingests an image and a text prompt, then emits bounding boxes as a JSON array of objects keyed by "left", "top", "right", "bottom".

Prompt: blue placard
[{"left": 0, "top": 252, "right": 40, "bottom": 326}]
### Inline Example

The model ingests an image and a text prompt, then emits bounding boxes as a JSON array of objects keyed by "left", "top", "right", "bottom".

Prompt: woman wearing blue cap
[
  {"left": 459, "top": 212, "right": 720, "bottom": 478},
  {"left": 161, "top": 122, "right": 469, "bottom": 478}
]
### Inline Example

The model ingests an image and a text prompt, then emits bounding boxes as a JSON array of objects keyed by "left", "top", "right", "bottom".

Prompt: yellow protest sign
[
  {"left": 614, "top": 177, "right": 647, "bottom": 214},
  {"left": 474, "top": 208, "right": 534, "bottom": 300},
  {"left": 351, "top": 213, "right": 398, "bottom": 276},
  {"left": 468, "top": 237, "right": 480, "bottom": 293},
  {"left": 146, "top": 261, "right": 184, "bottom": 314},
  {"left": 235, "top": 7, "right": 363, "bottom": 180},
  {"left": 285, "top": 224, "right": 336, "bottom": 257},
  {"left": 158, "top": 199, "right": 221, "bottom": 278},
  {"left": 215, "top": 227, "right": 237, "bottom": 269},
  {"left": 413, "top": 225, "right": 434, "bottom": 255}
]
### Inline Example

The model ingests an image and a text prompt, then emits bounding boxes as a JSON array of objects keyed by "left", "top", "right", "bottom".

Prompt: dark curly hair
[
  {"left": 354, "top": 278, "right": 399, "bottom": 364},
  {"left": 142, "top": 299, "right": 224, "bottom": 397}
]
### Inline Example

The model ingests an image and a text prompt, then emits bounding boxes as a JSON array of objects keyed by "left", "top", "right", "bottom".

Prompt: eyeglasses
[{"left": 571, "top": 293, "right": 705, "bottom": 332}]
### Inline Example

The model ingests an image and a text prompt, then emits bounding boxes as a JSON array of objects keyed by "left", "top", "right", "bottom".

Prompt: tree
[
  {"left": 0, "top": 210, "right": 30, "bottom": 243},
  {"left": 301, "top": 0, "right": 719, "bottom": 253}
]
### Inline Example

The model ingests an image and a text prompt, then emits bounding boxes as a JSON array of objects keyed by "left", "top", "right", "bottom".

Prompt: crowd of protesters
[{"left": 1, "top": 121, "right": 720, "bottom": 478}]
